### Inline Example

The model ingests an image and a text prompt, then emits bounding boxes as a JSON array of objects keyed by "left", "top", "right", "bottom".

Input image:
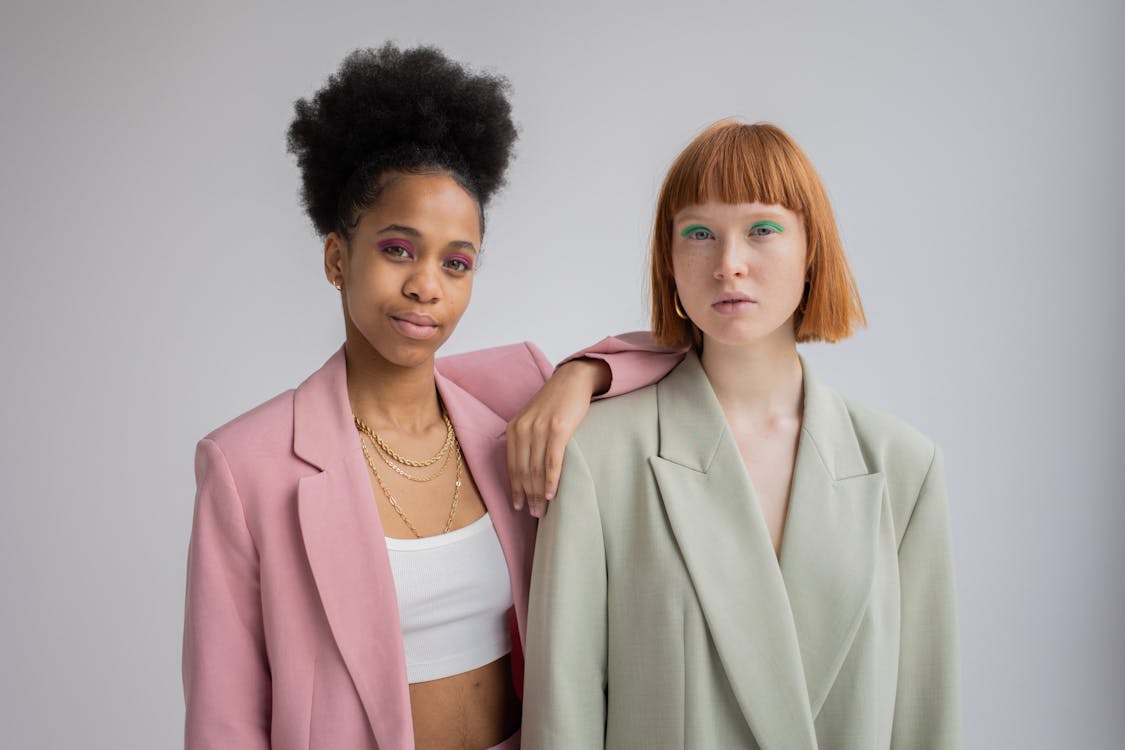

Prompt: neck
[
  {"left": 344, "top": 338, "right": 442, "bottom": 434},
  {"left": 699, "top": 327, "right": 804, "bottom": 422}
]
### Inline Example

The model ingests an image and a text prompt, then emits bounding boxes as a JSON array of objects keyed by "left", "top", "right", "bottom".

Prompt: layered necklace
[{"left": 354, "top": 410, "right": 462, "bottom": 538}]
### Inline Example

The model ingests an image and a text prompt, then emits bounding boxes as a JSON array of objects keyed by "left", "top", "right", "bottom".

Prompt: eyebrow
[
  {"left": 376, "top": 224, "right": 422, "bottom": 237},
  {"left": 376, "top": 224, "right": 478, "bottom": 253}
]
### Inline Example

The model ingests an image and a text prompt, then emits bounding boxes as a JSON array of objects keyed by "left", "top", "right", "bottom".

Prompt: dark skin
[{"left": 323, "top": 170, "right": 604, "bottom": 748}]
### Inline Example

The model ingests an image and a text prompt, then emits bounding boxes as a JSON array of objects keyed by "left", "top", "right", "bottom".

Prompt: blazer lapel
[
  {"left": 778, "top": 368, "right": 885, "bottom": 718},
  {"left": 293, "top": 348, "right": 413, "bottom": 749},
  {"left": 650, "top": 353, "right": 818, "bottom": 750},
  {"left": 436, "top": 372, "right": 537, "bottom": 648}
]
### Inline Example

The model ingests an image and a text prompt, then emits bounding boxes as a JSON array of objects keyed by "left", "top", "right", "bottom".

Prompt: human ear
[{"left": 323, "top": 232, "right": 347, "bottom": 291}]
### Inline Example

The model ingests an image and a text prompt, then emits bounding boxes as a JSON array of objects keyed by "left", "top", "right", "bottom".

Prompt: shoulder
[
  {"left": 842, "top": 395, "right": 936, "bottom": 471},
  {"left": 438, "top": 342, "right": 552, "bottom": 420},
  {"left": 551, "top": 386, "right": 660, "bottom": 531},
  {"left": 195, "top": 388, "right": 302, "bottom": 507},
  {"left": 572, "top": 384, "right": 660, "bottom": 465},
  {"left": 202, "top": 388, "right": 296, "bottom": 458},
  {"left": 833, "top": 390, "right": 941, "bottom": 529},
  {"left": 438, "top": 341, "right": 552, "bottom": 384}
]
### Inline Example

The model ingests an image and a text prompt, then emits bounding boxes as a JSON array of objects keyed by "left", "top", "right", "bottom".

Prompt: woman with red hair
[{"left": 524, "top": 121, "right": 961, "bottom": 749}]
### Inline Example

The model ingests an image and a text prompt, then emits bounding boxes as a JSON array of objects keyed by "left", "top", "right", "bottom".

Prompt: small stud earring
[{"left": 333, "top": 279, "right": 342, "bottom": 291}]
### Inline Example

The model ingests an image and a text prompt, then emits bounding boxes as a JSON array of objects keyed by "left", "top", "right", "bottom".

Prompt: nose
[
  {"left": 404, "top": 261, "right": 442, "bottom": 303},
  {"left": 714, "top": 236, "right": 749, "bottom": 280}
]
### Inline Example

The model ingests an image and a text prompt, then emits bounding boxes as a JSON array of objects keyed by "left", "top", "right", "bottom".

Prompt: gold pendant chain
[{"left": 354, "top": 413, "right": 463, "bottom": 539}]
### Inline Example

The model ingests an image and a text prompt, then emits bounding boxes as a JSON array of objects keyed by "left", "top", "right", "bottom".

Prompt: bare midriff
[{"left": 408, "top": 654, "right": 521, "bottom": 749}]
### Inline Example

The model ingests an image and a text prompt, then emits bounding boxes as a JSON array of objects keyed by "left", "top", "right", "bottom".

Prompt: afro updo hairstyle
[{"left": 286, "top": 43, "right": 518, "bottom": 239}]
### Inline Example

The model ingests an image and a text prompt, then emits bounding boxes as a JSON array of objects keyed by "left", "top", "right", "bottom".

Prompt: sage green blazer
[{"left": 522, "top": 352, "right": 960, "bottom": 750}]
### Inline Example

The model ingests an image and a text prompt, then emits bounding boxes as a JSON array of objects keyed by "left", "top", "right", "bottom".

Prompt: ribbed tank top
[{"left": 385, "top": 513, "right": 513, "bottom": 683}]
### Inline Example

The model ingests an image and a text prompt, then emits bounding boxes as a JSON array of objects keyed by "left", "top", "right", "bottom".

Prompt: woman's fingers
[
  {"left": 521, "top": 416, "right": 553, "bottom": 518},
  {"left": 506, "top": 420, "right": 531, "bottom": 511},
  {"left": 542, "top": 421, "right": 565, "bottom": 503},
  {"left": 509, "top": 413, "right": 571, "bottom": 517},
  {"left": 527, "top": 423, "right": 548, "bottom": 518}
]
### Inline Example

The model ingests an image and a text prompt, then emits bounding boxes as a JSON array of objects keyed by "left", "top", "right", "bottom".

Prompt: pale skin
[
  {"left": 672, "top": 201, "right": 808, "bottom": 556},
  {"left": 324, "top": 170, "right": 607, "bottom": 748}
]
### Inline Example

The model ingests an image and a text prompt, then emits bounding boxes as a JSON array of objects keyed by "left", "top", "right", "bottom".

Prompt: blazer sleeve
[
  {"left": 521, "top": 440, "right": 608, "bottom": 749},
  {"left": 435, "top": 332, "right": 686, "bottom": 420},
  {"left": 183, "top": 438, "right": 271, "bottom": 750},
  {"left": 436, "top": 341, "right": 556, "bottom": 421},
  {"left": 563, "top": 331, "right": 687, "bottom": 399},
  {"left": 890, "top": 445, "right": 962, "bottom": 749}
]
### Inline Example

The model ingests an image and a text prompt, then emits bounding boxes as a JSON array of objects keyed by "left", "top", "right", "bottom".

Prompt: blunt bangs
[{"left": 659, "top": 122, "right": 816, "bottom": 219}]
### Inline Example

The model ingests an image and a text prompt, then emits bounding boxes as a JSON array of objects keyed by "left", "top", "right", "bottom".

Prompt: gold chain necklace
[
  {"left": 354, "top": 412, "right": 454, "bottom": 468},
  {"left": 353, "top": 411, "right": 455, "bottom": 482},
  {"left": 358, "top": 432, "right": 463, "bottom": 538},
  {"left": 372, "top": 434, "right": 454, "bottom": 482}
]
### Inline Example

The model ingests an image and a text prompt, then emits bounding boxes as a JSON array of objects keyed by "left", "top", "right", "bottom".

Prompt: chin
[
  {"left": 698, "top": 319, "right": 791, "bottom": 349},
  {"left": 386, "top": 340, "right": 447, "bottom": 368},
  {"left": 358, "top": 328, "right": 449, "bottom": 370}
]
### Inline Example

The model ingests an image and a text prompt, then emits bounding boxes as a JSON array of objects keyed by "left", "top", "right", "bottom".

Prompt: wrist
[{"left": 558, "top": 357, "right": 611, "bottom": 396}]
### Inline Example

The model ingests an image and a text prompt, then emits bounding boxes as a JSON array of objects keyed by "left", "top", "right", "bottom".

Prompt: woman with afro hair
[{"left": 182, "top": 44, "right": 679, "bottom": 750}]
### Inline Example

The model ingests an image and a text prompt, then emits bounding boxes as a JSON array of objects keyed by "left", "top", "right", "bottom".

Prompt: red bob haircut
[{"left": 650, "top": 120, "right": 866, "bottom": 348}]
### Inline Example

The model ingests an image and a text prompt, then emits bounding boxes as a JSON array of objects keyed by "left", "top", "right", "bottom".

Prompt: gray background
[{"left": 2, "top": 0, "right": 1122, "bottom": 747}]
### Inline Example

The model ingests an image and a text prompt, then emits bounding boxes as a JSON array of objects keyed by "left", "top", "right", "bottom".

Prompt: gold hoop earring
[{"left": 673, "top": 291, "right": 689, "bottom": 320}]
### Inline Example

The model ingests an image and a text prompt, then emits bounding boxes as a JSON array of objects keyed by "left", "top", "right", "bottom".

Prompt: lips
[
  {"left": 389, "top": 311, "right": 440, "bottom": 340},
  {"left": 710, "top": 291, "right": 757, "bottom": 315}
]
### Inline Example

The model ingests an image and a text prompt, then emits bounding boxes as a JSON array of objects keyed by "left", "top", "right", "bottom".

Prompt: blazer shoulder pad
[
  {"left": 573, "top": 385, "right": 659, "bottom": 457},
  {"left": 202, "top": 388, "right": 297, "bottom": 464},
  {"left": 841, "top": 395, "right": 938, "bottom": 527}
]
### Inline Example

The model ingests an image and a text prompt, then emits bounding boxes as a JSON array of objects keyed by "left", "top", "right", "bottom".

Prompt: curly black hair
[{"left": 286, "top": 43, "right": 518, "bottom": 238}]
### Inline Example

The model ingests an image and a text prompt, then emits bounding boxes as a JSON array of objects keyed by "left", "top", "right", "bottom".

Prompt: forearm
[
  {"left": 553, "top": 358, "right": 611, "bottom": 397},
  {"left": 561, "top": 331, "right": 686, "bottom": 399}
]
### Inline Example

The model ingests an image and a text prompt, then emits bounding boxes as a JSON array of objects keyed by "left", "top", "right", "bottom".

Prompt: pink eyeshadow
[{"left": 377, "top": 238, "right": 415, "bottom": 252}]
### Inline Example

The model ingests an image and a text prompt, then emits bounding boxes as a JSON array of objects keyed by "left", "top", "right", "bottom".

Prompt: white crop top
[{"left": 385, "top": 513, "right": 514, "bottom": 683}]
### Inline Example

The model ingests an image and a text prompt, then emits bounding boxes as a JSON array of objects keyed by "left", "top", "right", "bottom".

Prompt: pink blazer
[{"left": 183, "top": 336, "right": 678, "bottom": 750}]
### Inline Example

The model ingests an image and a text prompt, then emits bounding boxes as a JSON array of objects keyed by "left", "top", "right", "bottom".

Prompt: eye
[
  {"left": 444, "top": 254, "right": 474, "bottom": 273},
  {"left": 680, "top": 224, "right": 714, "bottom": 241},
  {"left": 381, "top": 244, "right": 412, "bottom": 259},
  {"left": 749, "top": 221, "right": 785, "bottom": 237},
  {"left": 377, "top": 238, "right": 415, "bottom": 259}
]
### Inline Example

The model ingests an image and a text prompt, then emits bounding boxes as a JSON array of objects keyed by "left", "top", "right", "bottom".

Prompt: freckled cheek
[
  {"left": 775, "top": 280, "right": 807, "bottom": 317},
  {"left": 755, "top": 255, "right": 804, "bottom": 290},
  {"left": 672, "top": 251, "right": 709, "bottom": 284}
]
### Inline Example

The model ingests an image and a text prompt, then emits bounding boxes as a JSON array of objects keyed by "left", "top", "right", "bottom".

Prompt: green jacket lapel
[
  {"left": 779, "top": 368, "right": 885, "bottom": 719},
  {"left": 650, "top": 353, "right": 818, "bottom": 750}
]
